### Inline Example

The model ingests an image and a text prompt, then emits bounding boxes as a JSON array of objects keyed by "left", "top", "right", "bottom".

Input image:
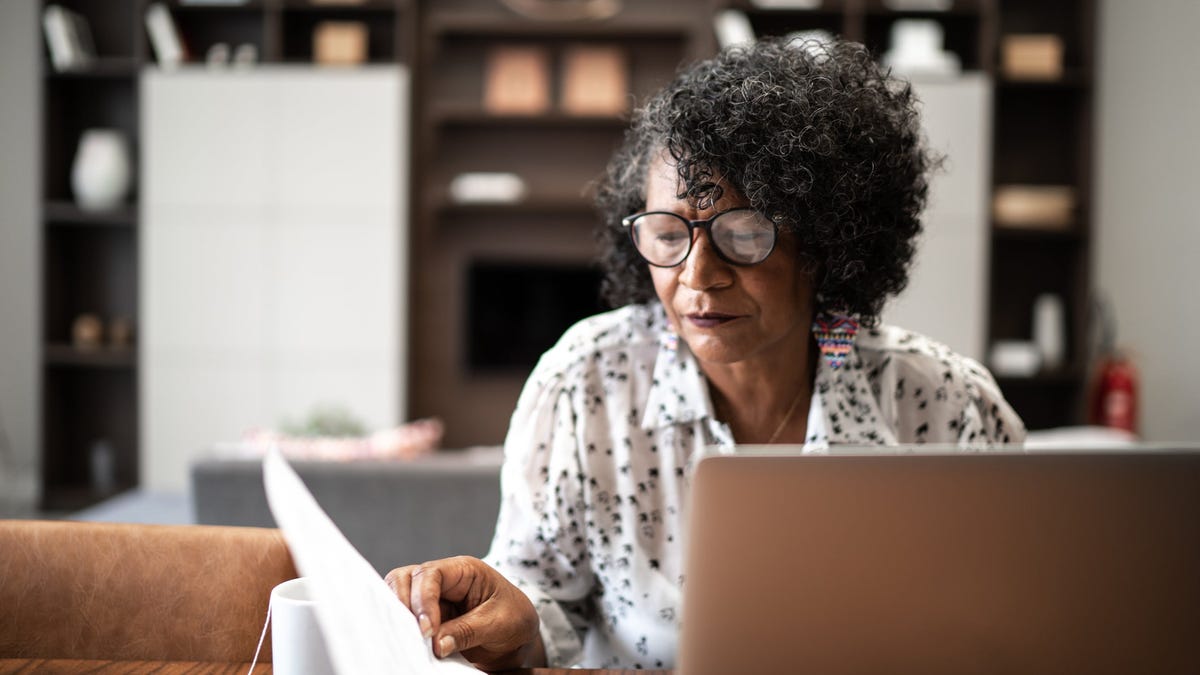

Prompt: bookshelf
[{"left": 37, "top": 0, "right": 414, "bottom": 510}]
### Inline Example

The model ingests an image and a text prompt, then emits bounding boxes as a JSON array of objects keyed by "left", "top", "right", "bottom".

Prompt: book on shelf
[
  {"left": 992, "top": 185, "right": 1075, "bottom": 230},
  {"left": 42, "top": 5, "right": 96, "bottom": 72},
  {"left": 314, "top": 21, "right": 369, "bottom": 66},
  {"left": 483, "top": 46, "right": 552, "bottom": 115},
  {"left": 559, "top": 45, "right": 627, "bottom": 117},
  {"left": 145, "top": 3, "right": 188, "bottom": 68}
]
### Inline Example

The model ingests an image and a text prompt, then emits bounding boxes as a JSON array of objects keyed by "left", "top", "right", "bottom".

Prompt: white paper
[{"left": 264, "top": 449, "right": 479, "bottom": 675}]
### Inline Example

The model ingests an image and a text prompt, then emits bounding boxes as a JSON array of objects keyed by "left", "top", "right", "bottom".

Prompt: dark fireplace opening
[{"left": 466, "top": 260, "right": 607, "bottom": 372}]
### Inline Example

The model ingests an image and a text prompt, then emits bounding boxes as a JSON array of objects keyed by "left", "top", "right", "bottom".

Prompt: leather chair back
[{"left": 0, "top": 520, "right": 298, "bottom": 662}]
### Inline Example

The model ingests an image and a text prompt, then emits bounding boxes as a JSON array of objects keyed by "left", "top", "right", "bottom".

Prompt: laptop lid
[{"left": 678, "top": 450, "right": 1200, "bottom": 675}]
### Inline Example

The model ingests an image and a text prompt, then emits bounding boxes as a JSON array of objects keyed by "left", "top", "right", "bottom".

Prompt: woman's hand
[{"left": 385, "top": 556, "right": 546, "bottom": 671}]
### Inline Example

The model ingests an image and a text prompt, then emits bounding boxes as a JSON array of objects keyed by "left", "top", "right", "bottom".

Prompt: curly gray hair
[{"left": 594, "top": 36, "right": 938, "bottom": 324}]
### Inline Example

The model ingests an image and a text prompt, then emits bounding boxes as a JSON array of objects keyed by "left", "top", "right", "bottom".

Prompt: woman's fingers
[
  {"left": 405, "top": 556, "right": 487, "bottom": 638},
  {"left": 387, "top": 556, "right": 542, "bottom": 670},
  {"left": 434, "top": 576, "right": 539, "bottom": 664},
  {"left": 409, "top": 562, "right": 448, "bottom": 638},
  {"left": 385, "top": 564, "right": 437, "bottom": 637},
  {"left": 384, "top": 565, "right": 415, "bottom": 612}
]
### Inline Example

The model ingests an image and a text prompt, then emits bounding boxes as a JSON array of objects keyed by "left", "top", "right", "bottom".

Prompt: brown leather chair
[{"left": 0, "top": 520, "right": 298, "bottom": 662}]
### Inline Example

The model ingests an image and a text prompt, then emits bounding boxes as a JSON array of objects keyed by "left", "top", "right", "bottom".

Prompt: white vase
[{"left": 71, "top": 128, "right": 132, "bottom": 211}]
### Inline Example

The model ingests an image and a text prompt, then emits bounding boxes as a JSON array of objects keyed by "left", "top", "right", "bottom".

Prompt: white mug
[{"left": 271, "top": 577, "right": 336, "bottom": 675}]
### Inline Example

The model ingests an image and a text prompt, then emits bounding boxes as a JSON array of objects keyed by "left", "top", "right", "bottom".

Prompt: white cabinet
[
  {"left": 141, "top": 67, "right": 408, "bottom": 491},
  {"left": 883, "top": 74, "right": 992, "bottom": 362}
]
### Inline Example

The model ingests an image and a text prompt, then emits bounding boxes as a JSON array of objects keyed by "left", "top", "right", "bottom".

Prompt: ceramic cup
[{"left": 271, "top": 577, "right": 336, "bottom": 675}]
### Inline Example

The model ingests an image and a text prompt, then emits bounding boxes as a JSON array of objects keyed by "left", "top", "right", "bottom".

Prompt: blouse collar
[{"left": 640, "top": 305, "right": 895, "bottom": 447}]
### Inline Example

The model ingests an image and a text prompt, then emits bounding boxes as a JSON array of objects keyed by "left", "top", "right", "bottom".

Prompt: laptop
[{"left": 678, "top": 449, "right": 1200, "bottom": 675}]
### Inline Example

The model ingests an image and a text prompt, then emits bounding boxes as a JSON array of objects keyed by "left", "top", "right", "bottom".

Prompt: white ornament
[{"left": 72, "top": 128, "right": 132, "bottom": 211}]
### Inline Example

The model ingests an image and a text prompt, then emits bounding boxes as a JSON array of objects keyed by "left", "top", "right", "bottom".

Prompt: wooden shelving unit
[
  {"left": 37, "top": 0, "right": 414, "bottom": 510},
  {"left": 39, "top": 0, "right": 143, "bottom": 511},
  {"left": 987, "top": 0, "right": 1096, "bottom": 430},
  {"left": 408, "top": 0, "right": 710, "bottom": 447}
]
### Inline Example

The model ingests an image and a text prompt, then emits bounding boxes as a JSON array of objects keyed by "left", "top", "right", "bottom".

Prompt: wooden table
[{"left": 0, "top": 660, "right": 669, "bottom": 675}]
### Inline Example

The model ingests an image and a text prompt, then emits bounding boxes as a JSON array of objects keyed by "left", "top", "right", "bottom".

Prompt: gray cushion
[{"left": 190, "top": 447, "right": 503, "bottom": 575}]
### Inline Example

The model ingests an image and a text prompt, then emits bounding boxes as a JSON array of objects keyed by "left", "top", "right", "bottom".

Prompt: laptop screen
[{"left": 678, "top": 449, "right": 1200, "bottom": 675}]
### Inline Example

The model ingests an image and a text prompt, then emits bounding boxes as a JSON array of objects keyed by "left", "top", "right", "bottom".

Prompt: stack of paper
[{"left": 264, "top": 449, "right": 479, "bottom": 674}]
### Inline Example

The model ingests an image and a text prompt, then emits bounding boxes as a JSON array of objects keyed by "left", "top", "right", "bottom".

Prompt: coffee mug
[{"left": 271, "top": 577, "right": 336, "bottom": 675}]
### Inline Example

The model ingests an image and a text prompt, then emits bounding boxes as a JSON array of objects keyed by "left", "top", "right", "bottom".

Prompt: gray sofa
[{"left": 190, "top": 447, "right": 503, "bottom": 575}]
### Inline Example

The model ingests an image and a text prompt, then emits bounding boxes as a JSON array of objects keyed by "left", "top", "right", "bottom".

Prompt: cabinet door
[
  {"left": 883, "top": 74, "right": 991, "bottom": 362},
  {"left": 142, "top": 68, "right": 407, "bottom": 491}
]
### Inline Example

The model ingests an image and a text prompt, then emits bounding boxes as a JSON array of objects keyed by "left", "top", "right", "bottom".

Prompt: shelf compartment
[
  {"left": 281, "top": 7, "right": 402, "bottom": 63},
  {"left": 731, "top": 3, "right": 846, "bottom": 40},
  {"left": 44, "top": 200, "right": 137, "bottom": 227},
  {"left": 992, "top": 87, "right": 1088, "bottom": 186},
  {"left": 42, "top": 77, "right": 138, "bottom": 203},
  {"left": 465, "top": 259, "right": 605, "bottom": 372},
  {"left": 864, "top": 9, "right": 986, "bottom": 71},
  {"left": 430, "top": 125, "right": 622, "bottom": 208},
  {"left": 45, "top": 58, "right": 141, "bottom": 79},
  {"left": 165, "top": 6, "right": 270, "bottom": 64},
  {"left": 43, "top": 226, "right": 138, "bottom": 346},
  {"left": 45, "top": 344, "right": 137, "bottom": 369},
  {"left": 429, "top": 35, "right": 685, "bottom": 111},
  {"left": 43, "top": 0, "right": 142, "bottom": 61},
  {"left": 41, "top": 367, "right": 138, "bottom": 512},
  {"left": 987, "top": 239, "right": 1086, "bottom": 369},
  {"left": 997, "top": 0, "right": 1094, "bottom": 75}
]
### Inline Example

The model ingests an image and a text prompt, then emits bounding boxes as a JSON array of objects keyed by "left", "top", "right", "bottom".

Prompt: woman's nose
[{"left": 677, "top": 228, "right": 733, "bottom": 290}]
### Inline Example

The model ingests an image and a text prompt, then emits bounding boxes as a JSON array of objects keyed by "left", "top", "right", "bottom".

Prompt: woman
[{"left": 387, "top": 37, "right": 1024, "bottom": 670}]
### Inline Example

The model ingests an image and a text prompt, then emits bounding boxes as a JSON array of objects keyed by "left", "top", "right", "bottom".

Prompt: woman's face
[{"left": 644, "top": 155, "right": 817, "bottom": 367}]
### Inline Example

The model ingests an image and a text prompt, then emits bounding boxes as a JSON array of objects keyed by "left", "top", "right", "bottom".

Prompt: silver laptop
[{"left": 678, "top": 449, "right": 1200, "bottom": 675}]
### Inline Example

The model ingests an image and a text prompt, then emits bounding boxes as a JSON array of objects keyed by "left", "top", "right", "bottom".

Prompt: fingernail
[
  {"left": 438, "top": 635, "right": 456, "bottom": 657},
  {"left": 418, "top": 614, "right": 432, "bottom": 638}
]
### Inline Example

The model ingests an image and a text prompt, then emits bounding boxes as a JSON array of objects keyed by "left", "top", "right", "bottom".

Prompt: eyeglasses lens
[
  {"left": 632, "top": 213, "right": 691, "bottom": 267},
  {"left": 711, "top": 210, "right": 775, "bottom": 264},
  {"left": 631, "top": 210, "right": 776, "bottom": 267}
]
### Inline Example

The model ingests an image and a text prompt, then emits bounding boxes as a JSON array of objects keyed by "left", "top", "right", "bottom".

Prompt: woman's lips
[{"left": 685, "top": 312, "right": 741, "bottom": 328}]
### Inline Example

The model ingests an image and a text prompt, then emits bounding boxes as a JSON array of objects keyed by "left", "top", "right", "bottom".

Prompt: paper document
[{"left": 264, "top": 449, "right": 479, "bottom": 674}]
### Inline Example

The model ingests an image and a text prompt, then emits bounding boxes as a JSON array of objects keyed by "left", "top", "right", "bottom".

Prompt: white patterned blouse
[{"left": 484, "top": 302, "right": 1024, "bottom": 669}]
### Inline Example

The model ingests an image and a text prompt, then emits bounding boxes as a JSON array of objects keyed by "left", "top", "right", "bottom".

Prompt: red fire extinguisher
[
  {"left": 1089, "top": 350, "right": 1138, "bottom": 435},
  {"left": 1088, "top": 296, "right": 1139, "bottom": 435}
]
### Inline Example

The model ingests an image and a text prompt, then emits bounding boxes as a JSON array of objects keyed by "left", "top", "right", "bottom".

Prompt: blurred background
[{"left": 1, "top": 0, "right": 1197, "bottom": 518}]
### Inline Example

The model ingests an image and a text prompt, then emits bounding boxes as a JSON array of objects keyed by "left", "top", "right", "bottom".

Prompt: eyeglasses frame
[{"left": 620, "top": 207, "right": 779, "bottom": 268}]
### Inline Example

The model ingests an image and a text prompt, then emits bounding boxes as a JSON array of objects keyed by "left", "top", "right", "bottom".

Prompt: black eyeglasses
[{"left": 621, "top": 207, "right": 778, "bottom": 268}]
